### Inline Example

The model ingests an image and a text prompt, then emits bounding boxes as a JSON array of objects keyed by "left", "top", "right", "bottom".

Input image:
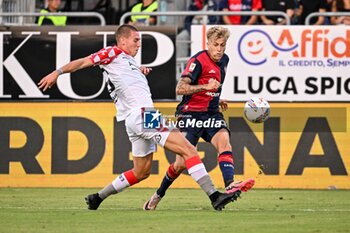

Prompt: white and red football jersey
[{"left": 90, "top": 46, "right": 154, "bottom": 121}]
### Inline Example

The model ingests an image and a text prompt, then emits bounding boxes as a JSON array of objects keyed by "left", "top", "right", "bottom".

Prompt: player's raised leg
[{"left": 161, "top": 129, "right": 240, "bottom": 210}]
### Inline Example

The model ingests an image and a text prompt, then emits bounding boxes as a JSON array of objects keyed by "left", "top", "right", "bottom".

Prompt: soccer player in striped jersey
[
  {"left": 144, "top": 26, "right": 254, "bottom": 211},
  {"left": 38, "top": 24, "right": 240, "bottom": 211}
]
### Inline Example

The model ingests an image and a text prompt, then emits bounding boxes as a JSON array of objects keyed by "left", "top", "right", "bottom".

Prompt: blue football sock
[
  {"left": 218, "top": 151, "right": 234, "bottom": 187},
  {"left": 156, "top": 163, "right": 180, "bottom": 197}
]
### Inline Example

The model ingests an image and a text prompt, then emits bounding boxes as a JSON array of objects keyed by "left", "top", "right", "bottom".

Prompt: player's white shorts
[{"left": 125, "top": 109, "right": 171, "bottom": 157}]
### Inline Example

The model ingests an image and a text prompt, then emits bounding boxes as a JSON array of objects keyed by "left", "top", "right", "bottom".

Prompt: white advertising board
[{"left": 191, "top": 26, "right": 349, "bottom": 102}]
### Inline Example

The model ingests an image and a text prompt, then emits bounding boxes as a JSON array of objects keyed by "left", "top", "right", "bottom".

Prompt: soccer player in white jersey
[{"left": 38, "top": 24, "right": 241, "bottom": 211}]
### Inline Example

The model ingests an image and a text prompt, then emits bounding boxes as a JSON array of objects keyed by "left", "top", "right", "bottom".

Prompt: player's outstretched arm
[{"left": 38, "top": 56, "right": 93, "bottom": 92}]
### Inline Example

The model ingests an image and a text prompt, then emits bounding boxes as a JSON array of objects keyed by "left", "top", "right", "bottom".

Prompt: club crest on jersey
[
  {"left": 189, "top": 63, "right": 196, "bottom": 72},
  {"left": 155, "top": 134, "right": 162, "bottom": 143}
]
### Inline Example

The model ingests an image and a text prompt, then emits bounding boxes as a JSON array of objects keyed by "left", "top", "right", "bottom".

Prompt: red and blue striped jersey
[{"left": 176, "top": 50, "right": 229, "bottom": 114}]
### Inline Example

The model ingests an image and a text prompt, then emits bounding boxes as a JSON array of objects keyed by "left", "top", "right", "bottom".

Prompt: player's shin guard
[
  {"left": 156, "top": 163, "right": 181, "bottom": 197},
  {"left": 111, "top": 170, "right": 139, "bottom": 193},
  {"left": 218, "top": 151, "right": 234, "bottom": 187},
  {"left": 185, "top": 156, "right": 217, "bottom": 196}
]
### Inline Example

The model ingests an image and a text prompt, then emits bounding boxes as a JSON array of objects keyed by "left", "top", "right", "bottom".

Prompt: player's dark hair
[{"left": 116, "top": 24, "right": 138, "bottom": 44}]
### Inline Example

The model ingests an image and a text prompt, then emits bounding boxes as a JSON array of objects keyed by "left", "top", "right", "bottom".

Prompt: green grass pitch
[{"left": 0, "top": 188, "right": 349, "bottom": 233}]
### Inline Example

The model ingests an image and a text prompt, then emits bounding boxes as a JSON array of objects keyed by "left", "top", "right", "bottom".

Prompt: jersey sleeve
[
  {"left": 90, "top": 46, "right": 123, "bottom": 65},
  {"left": 181, "top": 58, "right": 202, "bottom": 84}
]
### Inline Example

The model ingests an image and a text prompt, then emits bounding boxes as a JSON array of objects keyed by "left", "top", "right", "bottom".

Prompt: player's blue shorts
[{"left": 177, "top": 111, "right": 230, "bottom": 146}]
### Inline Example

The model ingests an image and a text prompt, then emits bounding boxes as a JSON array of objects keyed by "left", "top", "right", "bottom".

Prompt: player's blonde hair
[{"left": 206, "top": 26, "right": 230, "bottom": 42}]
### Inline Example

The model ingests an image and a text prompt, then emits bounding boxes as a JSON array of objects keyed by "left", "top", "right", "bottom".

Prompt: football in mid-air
[{"left": 244, "top": 97, "right": 270, "bottom": 123}]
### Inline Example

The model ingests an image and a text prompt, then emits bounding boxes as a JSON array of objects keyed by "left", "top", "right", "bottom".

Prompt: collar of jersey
[{"left": 116, "top": 46, "right": 130, "bottom": 55}]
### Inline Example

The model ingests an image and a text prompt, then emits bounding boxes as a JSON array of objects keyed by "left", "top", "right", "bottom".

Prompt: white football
[{"left": 244, "top": 97, "right": 270, "bottom": 123}]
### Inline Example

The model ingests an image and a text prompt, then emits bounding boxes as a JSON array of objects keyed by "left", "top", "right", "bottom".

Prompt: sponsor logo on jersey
[
  {"left": 205, "top": 91, "right": 220, "bottom": 97},
  {"left": 189, "top": 63, "right": 196, "bottom": 72}
]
